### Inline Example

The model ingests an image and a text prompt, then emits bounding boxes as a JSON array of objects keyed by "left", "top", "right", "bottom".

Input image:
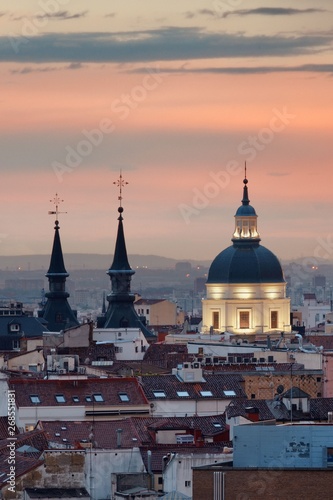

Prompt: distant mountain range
[
  {"left": 0, "top": 254, "right": 212, "bottom": 272},
  {"left": 0, "top": 253, "right": 331, "bottom": 273}
]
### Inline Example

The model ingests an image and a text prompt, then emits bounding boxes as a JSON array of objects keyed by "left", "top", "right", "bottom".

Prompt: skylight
[
  {"left": 200, "top": 390, "right": 213, "bottom": 397},
  {"left": 55, "top": 394, "right": 66, "bottom": 403},
  {"left": 119, "top": 392, "right": 130, "bottom": 402},
  {"left": 30, "top": 395, "right": 40, "bottom": 404},
  {"left": 153, "top": 390, "right": 166, "bottom": 398},
  {"left": 213, "top": 422, "right": 222, "bottom": 428},
  {"left": 93, "top": 393, "right": 104, "bottom": 402},
  {"left": 223, "top": 390, "right": 236, "bottom": 396},
  {"left": 85, "top": 396, "right": 92, "bottom": 402},
  {"left": 177, "top": 391, "right": 189, "bottom": 397},
  {"left": 72, "top": 396, "right": 80, "bottom": 403}
]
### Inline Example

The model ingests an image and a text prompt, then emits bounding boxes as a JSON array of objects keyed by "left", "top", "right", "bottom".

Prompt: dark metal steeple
[
  {"left": 101, "top": 175, "right": 155, "bottom": 340},
  {"left": 38, "top": 195, "right": 79, "bottom": 332},
  {"left": 241, "top": 163, "right": 250, "bottom": 206}
]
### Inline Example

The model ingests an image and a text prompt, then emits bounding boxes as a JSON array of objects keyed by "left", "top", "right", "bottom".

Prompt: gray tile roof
[{"left": 141, "top": 373, "right": 246, "bottom": 400}]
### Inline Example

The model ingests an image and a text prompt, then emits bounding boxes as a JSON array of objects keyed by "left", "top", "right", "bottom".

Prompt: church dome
[
  {"left": 207, "top": 242, "right": 285, "bottom": 284},
  {"left": 207, "top": 171, "right": 284, "bottom": 284}
]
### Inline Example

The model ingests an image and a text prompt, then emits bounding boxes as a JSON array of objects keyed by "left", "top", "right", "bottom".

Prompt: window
[
  {"left": 119, "top": 392, "right": 130, "bottom": 402},
  {"left": 115, "top": 346, "right": 123, "bottom": 353},
  {"left": 271, "top": 311, "right": 278, "bottom": 329},
  {"left": 146, "top": 309, "right": 149, "bottom": 314},
  {"left": 176, "top": 391, "right": 189, "bottom": 397},
  {"left": 200, "top": 390, "right": 213, "bottom": 397},
  {"left": 153, "top": 390, "right": 166, "bottom": 398},
  {"left": 30, "top": 395, "right": 40, "bottom": 404},
  {"left": 55, "top": 394, "right": 66, "bottom": 403},
  {"left": 251, "top": 393, "right": 256, "bottom": 399},
  {"left": 327, "top": 448, "right": 333, "bottom": 467},
  {"left": 12, "top": 340, "right": 20, "bottom": 350},
  {"left": 185, "top": 481, "right": 191, "bottom": 487},
  {"left": 72, "top": 396, "right": 80, "bottom": 403},
  {"left": 10, "top": 324, "right": 20, "bottom": 332},
  {"left": 85, "top": 396, "right": 92, "bottom": 402},
  {"left": 239, "top": 311, "right": 250, "bottom": 328},
  {"left": 317, "top": 377, "right": 321, "bottom": 382},
  {"left": 93, "top": 393, "right": 104, "bottom": 402},
  {"left": 223, "top": 390, "right": 236, "bottom": 397},
  {"left": 212, "top": 311, "right": 219, "bottom": 330}
]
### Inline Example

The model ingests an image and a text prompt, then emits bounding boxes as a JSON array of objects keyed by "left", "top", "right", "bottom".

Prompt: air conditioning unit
[
  {"left": 192, "top": 362, "right": 200, "bottom": 369},
  {"left": 78, "top": 367, "right": 86, "bottom": 374},
  {"left": 58, "top": 369, "right": 67, "bottom": 374}
]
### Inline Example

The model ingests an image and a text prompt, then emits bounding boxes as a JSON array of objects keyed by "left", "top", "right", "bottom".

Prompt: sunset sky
[{"left": 1, "top": 1, "right": 333, "bottom": 265}]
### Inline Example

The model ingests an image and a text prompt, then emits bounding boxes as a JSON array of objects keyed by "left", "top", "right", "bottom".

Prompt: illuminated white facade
[{"left": 202, "top": 175, "right": 291, "bottom": 337}]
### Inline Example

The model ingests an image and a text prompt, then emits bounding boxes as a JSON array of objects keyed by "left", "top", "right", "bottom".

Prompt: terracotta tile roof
[
  {"left": 307, "top": 335, "right": 333, "bottom": 350},
  {"left": 0, "top": 416, "right": 19, "bottom": 439},
  {"left": 225, "top": 399, "right": 283, "bottom": 421},
  {"left": 0, "top": 429, "right": 49, "bottom": 488},
  {"left": 309, "top": 397, "right": 333, "bottom": 419},
  {"left": 40, "top": 414, "right": 228, "bottom": 450},
  {"left": 141, "top": 373, "right": 246, "bottom": 400},
  {"left": 9, "top": 377, "right": 149, "bottom": 407},
  {"left": 39, "top": 419, "right": 143, "bottom": 449},
  {"left": 57, "top": 344, "right": 116, "bottom": 364},
  {"left": 226, "top": 397, "right": 333, "bottom": 422},
  {"left": 143, "top": 343, "right": 193, "bottom": 369}
]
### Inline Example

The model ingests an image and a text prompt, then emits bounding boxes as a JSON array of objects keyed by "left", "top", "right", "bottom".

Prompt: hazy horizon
[{"left": 1, "top": 2, "right": 332, "bottom": 262}]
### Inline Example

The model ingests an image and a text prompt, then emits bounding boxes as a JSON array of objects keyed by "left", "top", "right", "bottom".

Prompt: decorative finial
[
  {"left": 244, "top": 162, "right": 248, "bottom": 185},
  {"left": 48, "top": 193, "right": 67, "bottom": 224},
  {"left": 113, "top": 171, "right": 128, "bottom": 215}
]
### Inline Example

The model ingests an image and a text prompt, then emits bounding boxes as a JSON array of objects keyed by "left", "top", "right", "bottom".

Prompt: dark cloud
[
  {"left": 198, "top": 9, "right": 218, "bottom": 17},
  {"left": 2, "top": 27, "right": 332, "bottom": 63},
  {"left": 268, "top": 172, "right": 290, "bottom": 177},
  {"left": 10, "top": 63, "right": 85, "bottom": 74},
  {"left": 222, "top": 8, "right": 326, "bottom": 19},
  {"left": 10, "top": 66, "right": 58, "bottom": 74},
  {"left": 36, "top": 10, "right": 88, "bottom": 21},
  {"left": 134, "top": 63, "right": 333, "bottom": 75}
]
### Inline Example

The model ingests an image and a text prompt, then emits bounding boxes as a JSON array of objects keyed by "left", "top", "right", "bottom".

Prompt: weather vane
[
  {"left": 113, "top": 171, "right": 128, "bottom": 207},
  {"left": 48, "top": 193, "right": 67, "bottom": 220}
]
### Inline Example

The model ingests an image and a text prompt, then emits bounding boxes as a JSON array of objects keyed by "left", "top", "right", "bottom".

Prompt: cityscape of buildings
[
  {"left": 2, "top": 3, "right": 333, "bottom": 499},
  {"left": 0, "top": 171, "right": 331, "bottom": 499}
]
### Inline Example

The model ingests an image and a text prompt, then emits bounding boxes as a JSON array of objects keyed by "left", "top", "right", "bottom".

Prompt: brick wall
[{"left": 193, "top": 468, "right": 333, "bottom": 500}]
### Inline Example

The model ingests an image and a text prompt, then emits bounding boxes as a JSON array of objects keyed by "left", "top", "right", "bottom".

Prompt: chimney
[
  {"left": 245, "top": 406, "right": 260, "bottom": 422},
  {"left": 116, "top": 428, "right": 123, "bottom": 448}
]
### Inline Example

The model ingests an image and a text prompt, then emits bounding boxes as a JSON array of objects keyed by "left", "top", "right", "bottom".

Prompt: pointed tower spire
[
  {"left": 102, "top": 174, "right": 155, "bottom": 340},
  {"left": 232, "top": 166, "right": 260, "bottom": 243},
  {"left": 38, "top": 195, "right": 79, "bottom": 332},
  {"left": 241, "top": 162, "right": 250, "bottom": 206}
]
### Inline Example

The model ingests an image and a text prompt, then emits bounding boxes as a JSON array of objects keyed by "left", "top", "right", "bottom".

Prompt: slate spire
[
  {"left": 101, "top": 175, "right": 155, "bottom": 340},
  {"left": 38, "top": 196, "right": 79, "bottom": 332}
]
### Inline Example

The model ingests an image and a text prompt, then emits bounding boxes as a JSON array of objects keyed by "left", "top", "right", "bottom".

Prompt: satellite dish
[{"left": 277, "top": 384, "right": 284, "bottom": 394}]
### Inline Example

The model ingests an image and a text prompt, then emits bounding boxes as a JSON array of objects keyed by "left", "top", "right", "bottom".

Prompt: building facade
[{"left": 202, "top": 174, "right": 291, "bottom": 338}]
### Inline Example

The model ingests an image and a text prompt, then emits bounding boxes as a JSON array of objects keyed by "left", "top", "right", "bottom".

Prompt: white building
[{"left": 202, "top": 175, "right": 291, "bottom": 338}]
